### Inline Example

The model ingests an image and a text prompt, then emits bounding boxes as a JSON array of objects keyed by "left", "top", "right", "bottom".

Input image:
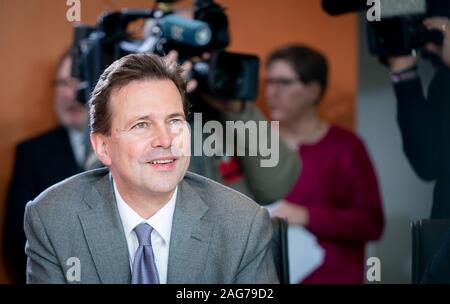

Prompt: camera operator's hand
[
  {"left": 388, "top": 55, "right": 418, "bottom": 73},
  {"left": 424, "top": 17, "right": 450, "bottom": 67},
  {"left": 163, "top": 50, "right": 198, "bottom": 93}
]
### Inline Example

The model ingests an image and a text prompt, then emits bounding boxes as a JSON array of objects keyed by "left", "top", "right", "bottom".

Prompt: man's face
[
  {"left": 92, "top": 79, "right": 191, "bottom": 199},
  {"left": 54, "top": 57, "right": 87, "bottom": 130},
  {"left": 265, "top": 59, "right": 313, "bottom": 122}
]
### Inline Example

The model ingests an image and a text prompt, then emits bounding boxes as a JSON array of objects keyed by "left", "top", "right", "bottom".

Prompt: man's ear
[
  {"left": 305, "top": 81, "right": 322, "bottom": 105},
  {"left": 90, "top": 133, "right": 112, "bottom": 166}
]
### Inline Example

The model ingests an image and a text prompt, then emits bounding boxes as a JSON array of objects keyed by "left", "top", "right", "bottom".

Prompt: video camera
[
  {"left": 322, "top": 0, "right": 450, "bottom": 63},
  {"left": 71, "top": 0, "right": 259, "bottom": 104}
]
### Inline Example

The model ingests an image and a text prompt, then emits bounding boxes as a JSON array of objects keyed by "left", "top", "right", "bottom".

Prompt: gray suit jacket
[{"left": 24, "top": 167, "right": 278, "bottom": 284}]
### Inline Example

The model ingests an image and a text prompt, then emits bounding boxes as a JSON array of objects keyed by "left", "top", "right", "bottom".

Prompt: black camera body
[
  {"left": 322, "top": 0, "right": 450, "bottom": 62},
  {"left": 71, "top": 0, "right": 259, "bottom": 104}
]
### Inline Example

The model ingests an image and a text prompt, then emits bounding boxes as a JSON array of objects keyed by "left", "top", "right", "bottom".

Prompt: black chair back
[
  {"left": 411, "top": 219, "right": 450, "bottom": 283},
  {"left": 271, "top": 217, "right": 290, "bottom": 284}
]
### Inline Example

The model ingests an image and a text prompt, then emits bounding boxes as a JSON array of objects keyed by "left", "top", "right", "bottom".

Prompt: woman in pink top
[{"left": 267, "top": 45, "right": 384, "bottom": 284}]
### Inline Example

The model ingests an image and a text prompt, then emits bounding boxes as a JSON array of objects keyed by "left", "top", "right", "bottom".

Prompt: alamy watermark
[
  {"left": 66, "top": 0, "right": 81, "bottom": 22},
  {"left": 366, "top": 257, "right": 381, "bottom": 282},
  {"left": 66, "top": 257, "right": 81, "bottom": 282},
  {"left": 168, "top": 113, "right": 280, "bottom": 168},
  {"left": 367, "top": 0, "right": 381, "bottom": 22}
]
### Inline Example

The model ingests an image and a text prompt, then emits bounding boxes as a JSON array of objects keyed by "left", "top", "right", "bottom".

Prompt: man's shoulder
[
  {"left": 26, "top": 167, "right": 109, "bottom": 212},
  {"left": 17, "top": 126, "right": 67, "bottom": 151},
  {"left": 182, "top": 171, "right": 264, "bottom": 217}
]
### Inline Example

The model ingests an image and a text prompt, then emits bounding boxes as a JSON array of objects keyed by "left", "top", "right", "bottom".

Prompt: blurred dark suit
[{"left": 3, "top": 126, "right": 81, "bottom": 283}]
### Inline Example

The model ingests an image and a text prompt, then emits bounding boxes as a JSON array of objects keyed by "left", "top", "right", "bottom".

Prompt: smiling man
[{"left": 23, "top": 53, "right": 278, "bottom": 284}]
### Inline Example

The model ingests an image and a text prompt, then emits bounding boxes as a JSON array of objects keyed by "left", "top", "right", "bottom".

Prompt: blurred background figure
[
  {"left": 268, "top": 45, "right": 385, "bottom": 283},
  {"left": 3, "top": 49, "right": 92, "bottom": 284},
  {"left": 387, "top": 16, "right": 450, "bottom": 283},
  {"left": 388, "top": 16, "right": 450, "bottom": 219}
]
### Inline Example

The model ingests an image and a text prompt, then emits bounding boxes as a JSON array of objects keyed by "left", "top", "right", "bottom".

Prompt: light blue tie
[{"left": 131, "top": 223, "right": 160, "bottom": 284}]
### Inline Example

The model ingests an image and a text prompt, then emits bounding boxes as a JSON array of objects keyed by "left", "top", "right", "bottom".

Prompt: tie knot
[{"left": 134, "top": 223, "right": 153, "bottom": 246}]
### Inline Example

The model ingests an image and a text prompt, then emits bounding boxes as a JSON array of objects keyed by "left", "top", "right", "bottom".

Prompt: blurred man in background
[{"left": 3, "top": 48, "right": 92, "bottom": 283}]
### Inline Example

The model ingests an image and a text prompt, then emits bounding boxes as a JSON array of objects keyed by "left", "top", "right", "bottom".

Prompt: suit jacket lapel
[
  {"left": 78, "top": 172, "right": 131, "bottom": 283},
  {"left": 167, "top": 180, "right": 214, "bottom": 283}
]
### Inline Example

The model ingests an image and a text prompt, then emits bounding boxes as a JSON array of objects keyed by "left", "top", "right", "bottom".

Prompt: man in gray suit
[{"left": 24, "top": 53, "right": 278, "bottom": 284}]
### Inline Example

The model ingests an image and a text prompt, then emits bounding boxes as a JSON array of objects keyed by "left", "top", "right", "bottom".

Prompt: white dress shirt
[
  {"left": 113, "top": 180, "right": 177, "bottom": 284},
  {"left": 67, "top": 128, "right": 86, "bottom": 168}
]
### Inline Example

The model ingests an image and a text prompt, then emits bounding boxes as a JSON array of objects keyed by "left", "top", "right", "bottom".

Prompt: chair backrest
[
  {"left": 271, "top": 217, "right": 290, "bottom": 284},
  {"left": 411, "top": 219, "right": 450, "bottom": 283}
]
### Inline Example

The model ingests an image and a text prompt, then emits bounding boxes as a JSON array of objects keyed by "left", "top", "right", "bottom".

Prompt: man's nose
[{"left": 151, "top": 124, "right": 173, "bottom": 149}]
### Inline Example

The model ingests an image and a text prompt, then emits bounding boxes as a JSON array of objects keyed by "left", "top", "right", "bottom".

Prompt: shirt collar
[
  {"left": 113, "top": 179, "right": 177, "bottom": 245},
  {"left": 67, "top": 128, "right": 85, "bottom": 142}
]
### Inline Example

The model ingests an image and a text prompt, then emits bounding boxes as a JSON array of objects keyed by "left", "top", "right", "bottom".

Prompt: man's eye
[
  {"left": 170, "top": 119, "right": 184, "bottom": 125},
  {"left": 133, "top": 122, "right": 149, "bottom": 129}
]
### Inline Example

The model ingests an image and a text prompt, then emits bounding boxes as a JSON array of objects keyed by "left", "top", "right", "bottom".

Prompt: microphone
[
  {"left": 159, "top": 14, "right": 212, "bottom": 47},
  {"left": 121, "top": 13, "right": 212, "bottom": 54}
]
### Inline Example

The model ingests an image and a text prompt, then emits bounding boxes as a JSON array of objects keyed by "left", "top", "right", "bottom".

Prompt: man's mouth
[
  {"left": 149, "top": 159, "right": 175, "bottom": 165},
  {"left": 147, "top": 157, "right": 177, "bottom": 170}
]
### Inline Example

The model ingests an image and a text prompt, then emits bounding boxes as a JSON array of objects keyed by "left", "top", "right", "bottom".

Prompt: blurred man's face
[
  {"left": 54, "top": 57, "right": 87, "bottom": 130},
  {"left": 92, "top": 79, "right": 191, "bottom": 200},
  {"left": 265, "top": 59, "right": 312, "bottom": 123}
]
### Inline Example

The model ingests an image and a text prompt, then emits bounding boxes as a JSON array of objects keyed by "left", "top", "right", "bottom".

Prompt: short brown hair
[
  {"left": 89, "top": 53, "right": 189, "bottom": 135},
  {"left": 267, "top": 45, "right": 328, "bottom": 101}
]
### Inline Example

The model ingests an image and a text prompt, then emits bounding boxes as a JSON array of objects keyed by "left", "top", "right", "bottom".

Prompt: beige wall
[{"left": 0, "top": 0, "right": 357, "bottom": 283}]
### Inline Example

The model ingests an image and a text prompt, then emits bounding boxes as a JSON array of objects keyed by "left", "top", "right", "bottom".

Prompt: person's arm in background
[
  {"left": 3, "top": 142, "right": 37, "bottom": 283},
  {"left": 272, "top": 139, "right": 384, "bottom": 243},
  {"left": 220, "top": 102, "right": 301, "bottom": 205},
  {"left": 388, "top": 17, "right": 450, "bottom": 181},
  {"left": 389, "top": 56, "right": 444, "bottom": 181}
]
